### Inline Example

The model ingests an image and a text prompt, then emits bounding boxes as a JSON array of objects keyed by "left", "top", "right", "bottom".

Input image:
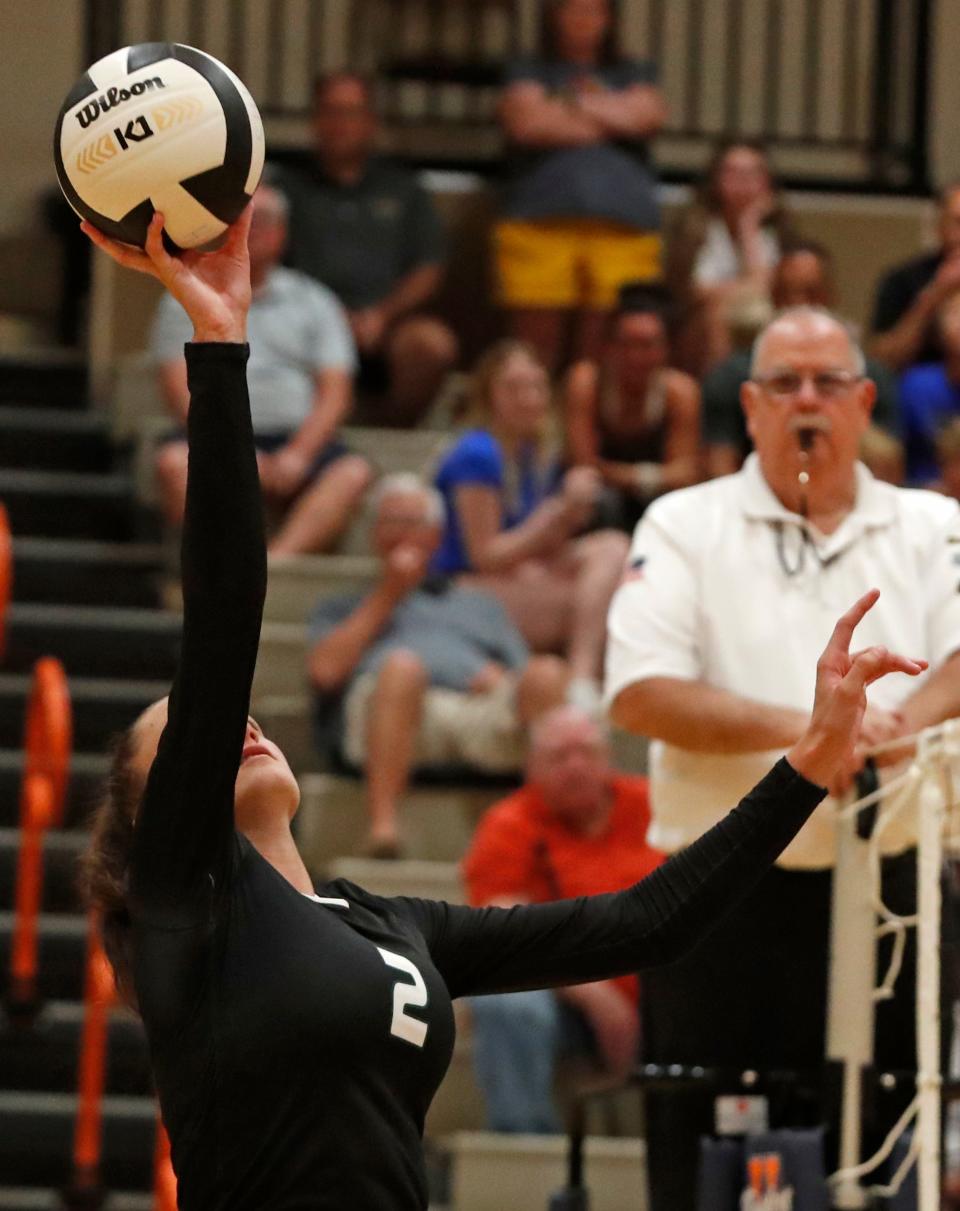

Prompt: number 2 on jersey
[{"left": 377, "top": 947, "right": 428, "bottom": 1047}]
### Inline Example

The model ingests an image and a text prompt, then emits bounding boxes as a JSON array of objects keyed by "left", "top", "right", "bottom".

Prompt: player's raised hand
[
  {"left": 81, "top": 206, "right": 252, "bottom": 343},
  {"left": 786, "top": 589, "right": 927, "bottom": 790}
]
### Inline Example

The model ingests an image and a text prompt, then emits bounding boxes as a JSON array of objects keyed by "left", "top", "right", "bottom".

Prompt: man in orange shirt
[{"left": 463, "top": 705, "right": 663, "bottom": 1132}]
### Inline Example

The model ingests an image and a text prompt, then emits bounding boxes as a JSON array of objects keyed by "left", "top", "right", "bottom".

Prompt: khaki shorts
[
  {"left": 343, "top": 672, "right": 526, "bottom": 773},
  {"left": 494, "top": 218, "right": 662, "bottom": 309}
]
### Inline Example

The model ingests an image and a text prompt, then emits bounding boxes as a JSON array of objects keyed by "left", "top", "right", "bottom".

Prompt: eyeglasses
[{"left": 752, "top": 370, "right": 863, "bottom": 400}]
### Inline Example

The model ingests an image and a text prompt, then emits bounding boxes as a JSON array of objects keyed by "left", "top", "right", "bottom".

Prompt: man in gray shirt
[
  {"left": 307, "top": 474, "right": 570, "bottom": 857},
  {"left": 273, "top": 73, "right": 458, "bottom": 427},
  {"left": 150, "top": 183, "right": 372, "bottom": 556}
]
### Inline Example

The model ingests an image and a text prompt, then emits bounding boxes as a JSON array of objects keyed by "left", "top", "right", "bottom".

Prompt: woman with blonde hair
[{"left": 433, "top": 339, "right": 629, "bottom": 704}]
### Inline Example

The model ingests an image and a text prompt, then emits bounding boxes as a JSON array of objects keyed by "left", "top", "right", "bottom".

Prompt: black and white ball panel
[{"left": 54, "top": 43, "right": 264, "bottom": 249}]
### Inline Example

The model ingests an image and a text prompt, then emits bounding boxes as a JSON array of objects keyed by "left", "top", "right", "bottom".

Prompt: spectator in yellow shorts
[{"left": 496, "top": 0, "right": 667, "bottom": 373}]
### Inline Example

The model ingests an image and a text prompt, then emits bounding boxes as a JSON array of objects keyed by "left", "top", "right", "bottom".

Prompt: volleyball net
[{"left": 827, "top": 718, "right": 960, "bottom": 1211}]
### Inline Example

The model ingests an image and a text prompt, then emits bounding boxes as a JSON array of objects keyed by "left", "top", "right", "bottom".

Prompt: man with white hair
[
  {"left": 605, "top": 305, "right": 960, "bottom": 1211},
  {"left": 307, "top": 474, "right": 569, "bottom": 856},
  {"left": 150, "top": 183, "right": 372, "bottom": 556},
  {"left": 462, "top": 704, "right": 663, "bottom": 1133}
]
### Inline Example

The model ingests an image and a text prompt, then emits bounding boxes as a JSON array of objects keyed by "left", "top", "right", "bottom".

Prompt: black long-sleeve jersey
[{"left": 128, "top": 342, "right": 826, "bottom": 1211}]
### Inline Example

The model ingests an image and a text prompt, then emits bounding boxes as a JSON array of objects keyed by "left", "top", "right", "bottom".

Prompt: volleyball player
[{"left": 79, "top": 207, "right": 926, "bottom": 1211}]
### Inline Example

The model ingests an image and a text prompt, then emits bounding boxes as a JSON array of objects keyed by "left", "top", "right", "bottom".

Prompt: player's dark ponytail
[{"left": 78, "top": 727, "right": 142, "bottom": 1010}]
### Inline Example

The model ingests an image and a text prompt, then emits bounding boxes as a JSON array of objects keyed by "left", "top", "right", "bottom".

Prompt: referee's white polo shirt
[{"left": 605, "top": 453, "right": 960, "bottom": 869}]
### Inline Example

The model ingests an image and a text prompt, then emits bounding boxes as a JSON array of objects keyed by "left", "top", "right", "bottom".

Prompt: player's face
[
  {"left": 742, "top": 319, "right": 874, "bottom": 477},
  {"left": 131, "top": 699, "right": 301, "bottom": 825},
  {"left": 488, "top": 352, "right": 552, "bottom": 438}
]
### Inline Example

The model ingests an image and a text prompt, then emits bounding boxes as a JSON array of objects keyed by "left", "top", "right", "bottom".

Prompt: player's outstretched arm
[
  {"left": 83, "top": 208, "right": 266, "bottom": 915},
  {"left": 402, "top": 591, "right": 928, "bottom": 997}
]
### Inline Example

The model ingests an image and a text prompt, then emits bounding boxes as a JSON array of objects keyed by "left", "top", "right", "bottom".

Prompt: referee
[{"left": 79, "top": 208, "right": 925, "bottom": 1211}]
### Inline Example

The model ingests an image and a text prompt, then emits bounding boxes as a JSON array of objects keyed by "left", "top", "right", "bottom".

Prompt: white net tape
[{"left": 828, "top": 718, "right": 960, "bottom": 1207}]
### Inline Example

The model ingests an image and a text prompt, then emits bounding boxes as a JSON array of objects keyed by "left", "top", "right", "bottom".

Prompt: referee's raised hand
[
  {"left": 786, "top": 588, "right": 928, "bottom": 792},
  {"left": 81, "top": 205, "right": 252, "bottom": 344}
]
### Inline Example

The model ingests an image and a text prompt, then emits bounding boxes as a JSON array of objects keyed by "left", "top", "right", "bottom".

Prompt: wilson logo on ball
[
  {"left": 75, "top": 133, "right": 118, "bottom": 175},
  {"left": 152, "top": 96, "right": 203, "bottom": 130},
  {"left": 75, "top": 77, "right": 165, "bottom": 128}
]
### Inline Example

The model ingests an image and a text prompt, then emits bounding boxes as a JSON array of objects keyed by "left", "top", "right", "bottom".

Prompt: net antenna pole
[
  {"left": 916, "top": 723, "right": 955, "bottom": 1211},
  {"left": 827, "top": 776, "right": 877, "bottom": 1209}
]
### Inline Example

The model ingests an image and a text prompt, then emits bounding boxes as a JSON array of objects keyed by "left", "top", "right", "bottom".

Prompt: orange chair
[
  {"left": 7, "top": 658, "right": 72, "bottom": 1021},
  {"left": 23, "top": 656, "right": 72, "bottom": 826},
  {"left": 63, "top": 916, "right": 115, "bottom": 1207}
]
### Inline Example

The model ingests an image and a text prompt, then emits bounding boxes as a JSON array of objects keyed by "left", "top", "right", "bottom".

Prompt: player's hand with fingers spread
[
  {"left": 786, "top": 588, "right": 928, "bottom": 790},
  {"left": 80, "top": 208, "right": 252, "bottom": 344}
]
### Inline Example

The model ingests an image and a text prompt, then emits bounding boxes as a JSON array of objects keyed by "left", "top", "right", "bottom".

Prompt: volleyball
[{"left": 53, "top": 43, "right": 264, "bottom": 250}]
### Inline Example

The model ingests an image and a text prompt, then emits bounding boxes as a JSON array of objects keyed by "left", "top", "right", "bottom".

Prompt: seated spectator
[
  {"left": 702, "top": 241, "right": 901, "bottom": 479},
  {"left": 150, "top": 184, "right": 371, "bottom": 556},
  {"left": 463, "top": 705, "right": 664, "bottom": 1132},
  {"left": 931, "top": 418, "right": 960, "bottom": 502},
  {"left": 432, "top": 340, "right": 630, "bottom": 706},
  {"left": 667, "top": 140, "right": 799, "bottom": 374},
  {"left": 496, "top": 0, "right": 667, "bottom": 373},
  {"left": 871, "top": 180, "right": 960, "bottom": 372},
  {"left": 272, "top": 72, "right": 458, "bottom": 427},
  {"left": 307, "top": 474, "right": 569, "bottom": 858},
  {"left": 899, "top": 289, "right": 960, "bottom": 485},
  {"left": 563, "top": 287, "right": 700, "bottom": 531}
]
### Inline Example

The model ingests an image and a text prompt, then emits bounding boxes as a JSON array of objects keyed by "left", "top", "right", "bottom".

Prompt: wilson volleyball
[{"left": 54, "top": 43, "right": 264, "bottom": 250}]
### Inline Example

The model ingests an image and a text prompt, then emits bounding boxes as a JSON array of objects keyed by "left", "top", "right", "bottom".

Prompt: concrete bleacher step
[
  {"left": 340, "top": 426, "right": 450, "bottom": 479},
  {"left": 0, "top": 1189, "right": 153, "bottom": 1211},
  {"left": 0, "top": 912, "right": 88, "bottom": 1001},
  {"left": 13, "top": 538, "right": 165, "bottom": 609},
  {"left": 0, "top": 352, "right": 87, "bottom": 409},
  {"left": 0, "top": 828, "right": 86, "bottom": 914},
  {"left": 0, "top": 674, "right": 166, "bottom": 756},
  {"left": 0, "top": 1001, "right": 150, "bottom": 1095},
  {"left": 448, "top": 1132, "right": 647, "bottom": 1211},
  {"left": 253, "top": 622, "right": 310, "bottom": 698},
  {"left": 297, "top": 774, "right": 502, "bottom": 870},
  {"left": 0, "top": 470, "right": 143, "bottom": 542},
  {"left": 0, "top": 407, "right": 113, "bottom": 472},
  {"left": 264, "top": 553, "right": 378, "bottom": 624},
  {"left": 0, "top": 1090, "right": 156, "bottom": 1189},
  {"left": 326, "top": 857, "right": 464, "bottom": 903},
  {"left": 0, "top": 750, "right": 109, "bottom": 830},
  {"left": 4, "top": 603, "right": 179, "bottom": 680}
]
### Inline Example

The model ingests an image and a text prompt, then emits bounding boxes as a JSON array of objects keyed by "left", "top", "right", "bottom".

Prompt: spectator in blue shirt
[
  {"left": 433, "top": 340, "right": 629, "bottom": 707},
  {"left": 899, "top": 290, "right": 960, "bottom": 485}
]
